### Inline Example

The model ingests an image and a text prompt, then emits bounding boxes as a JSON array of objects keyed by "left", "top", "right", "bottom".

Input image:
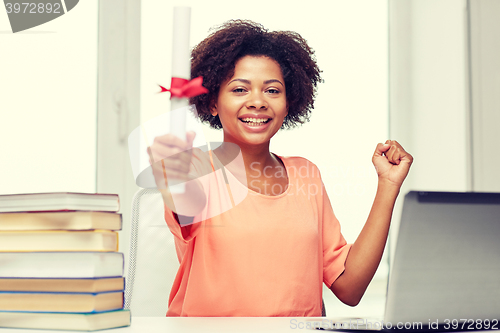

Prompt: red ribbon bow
[{"left": 159, "top": 76, "right": 208, "bottom": 99}]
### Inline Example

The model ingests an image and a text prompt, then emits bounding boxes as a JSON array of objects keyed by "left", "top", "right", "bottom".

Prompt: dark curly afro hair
[{"left": 189, "top": 20, "right": 322, "bottom": 130}]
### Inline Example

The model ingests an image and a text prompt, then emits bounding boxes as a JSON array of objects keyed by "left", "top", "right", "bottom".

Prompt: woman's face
[{"left": 212, "top": 55, "right": 288, "bottom": 148}]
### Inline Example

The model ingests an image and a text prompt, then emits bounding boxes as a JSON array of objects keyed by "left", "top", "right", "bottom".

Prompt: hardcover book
[
  {"left": 0, "top": 291, "right": 124, "bottom": 312},
  {"left": 0, "top": 277, "right": 125, "bottom": 293},
  {"left": 0, "top": 230, "right": 118, "bottom": 252},
  {"left": 0, "top": 192, "right": 120, "bottom": 213},
  {"left": 0, "top": 211, "right": 122, "bottom": 231},
  {"left": 0, "top": 309, "right": 131, "bottom": 331},
  {"left": 0, "top": 252, "right": 124, "bottom": 278}
]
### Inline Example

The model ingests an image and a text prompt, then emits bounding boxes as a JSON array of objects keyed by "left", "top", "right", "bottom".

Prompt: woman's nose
[{"left": 245, "top": 91, "right": 268, "bottom": 109}]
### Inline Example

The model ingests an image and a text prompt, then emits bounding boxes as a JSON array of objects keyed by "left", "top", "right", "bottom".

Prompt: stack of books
[{"left": 0, "top": 192, "right": 131, "bottom": 331}]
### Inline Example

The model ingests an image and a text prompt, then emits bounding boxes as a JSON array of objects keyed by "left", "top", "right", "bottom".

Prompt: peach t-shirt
[{"left": 164, "top": 150, "right": 351, "bottom": 317}]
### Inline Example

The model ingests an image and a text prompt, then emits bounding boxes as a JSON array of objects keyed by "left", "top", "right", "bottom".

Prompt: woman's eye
[
  {"left": 232, "top": 88, "right": 246, "bottom": 93},
  {"left": 267, "top": 88, "right": 280, "bottom": 94}
]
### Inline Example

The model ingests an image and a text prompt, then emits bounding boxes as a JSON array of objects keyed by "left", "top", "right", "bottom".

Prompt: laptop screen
[{"left": 385, "top": 191, "right": 500, "bottom": 326}]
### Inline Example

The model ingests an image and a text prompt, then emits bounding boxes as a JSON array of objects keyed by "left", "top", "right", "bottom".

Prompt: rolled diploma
[{"left": 169, "top": 6, "right": 191, "bottom": 193}]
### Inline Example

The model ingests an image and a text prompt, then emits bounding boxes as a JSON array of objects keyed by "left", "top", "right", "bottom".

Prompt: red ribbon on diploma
[{"left": 159, "top": 76, "right": 208, "bottom": 98}]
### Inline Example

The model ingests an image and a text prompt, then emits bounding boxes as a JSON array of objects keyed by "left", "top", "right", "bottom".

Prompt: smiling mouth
[{"left": 239, "top": 118, "right": 272, "bottom": 126}]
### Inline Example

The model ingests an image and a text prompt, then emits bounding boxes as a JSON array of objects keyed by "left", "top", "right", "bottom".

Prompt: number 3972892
[{"left": 5, "top": 2, "right": 62, "bottom": 14}]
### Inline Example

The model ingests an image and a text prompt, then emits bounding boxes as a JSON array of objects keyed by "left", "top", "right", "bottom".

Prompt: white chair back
[{"left": 124, "top": 188, "right": 179, "bottom": 316}]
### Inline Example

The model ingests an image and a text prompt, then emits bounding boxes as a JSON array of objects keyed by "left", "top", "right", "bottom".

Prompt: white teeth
[{"left": 241, "top": 118, "right": 269, "bottom": 123}]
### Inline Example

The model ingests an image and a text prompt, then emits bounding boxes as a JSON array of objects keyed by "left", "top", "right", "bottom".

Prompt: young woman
[{"left": 148, "top": 20, "right": 413, "bottom": 317}]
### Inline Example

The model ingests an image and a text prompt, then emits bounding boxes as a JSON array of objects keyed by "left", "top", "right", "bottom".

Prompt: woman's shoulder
[{"left": 278, "top": 155, "right": 322, "bottom": 179}]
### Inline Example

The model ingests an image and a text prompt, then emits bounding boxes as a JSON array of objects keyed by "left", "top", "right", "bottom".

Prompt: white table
[
  {"left": 0, "top": 317, "right": 498, "bottom": 333},
  {"left": 129, "top": 317, "right": 318, "bottom": 332},
  {"left": 0, "top": 317, "right": 318, "bottom": 333}
]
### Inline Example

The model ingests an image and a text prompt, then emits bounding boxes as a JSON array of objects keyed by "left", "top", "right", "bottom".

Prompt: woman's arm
[
  {"left": 330, "top": 140, "right": 413, "bottom": 306},
  {"left": 148, "top": 131, "right": 207, "bottom": 218}
]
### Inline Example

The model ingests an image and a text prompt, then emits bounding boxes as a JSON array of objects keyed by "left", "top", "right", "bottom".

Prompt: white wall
[
  {"left": 392, "top": 0, "right": 469, "bottom": 193},
  {"left": 96, "top": 0, "right": 142, "bottom": 283},
  {"left": 469, "top": 0, "right": 500, "bottom": 192},
  {"left": 141, "top": 0, "right": 388, "bottom": 317},
  {"left": 389, "top": 0, "right": 470, "bottom": 251},
  {"left": 0, "top": 1, "right": 98, "bottom": 195}
]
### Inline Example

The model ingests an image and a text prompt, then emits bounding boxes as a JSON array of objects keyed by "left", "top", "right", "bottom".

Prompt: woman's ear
[{"left": 211, "top": 104, "right": 218, "bottom": 117}]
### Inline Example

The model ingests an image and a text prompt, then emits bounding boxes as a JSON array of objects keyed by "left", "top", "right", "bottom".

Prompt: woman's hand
[
  {"left": 147, "top": 131, "right": 196, "bottom": 190},
  {"left": 372, "top": 140, "right": 413, "bottom": 188}
]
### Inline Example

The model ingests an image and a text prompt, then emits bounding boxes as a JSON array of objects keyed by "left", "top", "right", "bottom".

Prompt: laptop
[{"left": 315, "top": 191, "right": 500, "bottom": 332}]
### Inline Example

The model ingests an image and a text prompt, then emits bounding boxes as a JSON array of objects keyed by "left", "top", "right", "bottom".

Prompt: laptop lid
[{"left": 385, "top": 191, "right": 500, "bottom": 326}]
